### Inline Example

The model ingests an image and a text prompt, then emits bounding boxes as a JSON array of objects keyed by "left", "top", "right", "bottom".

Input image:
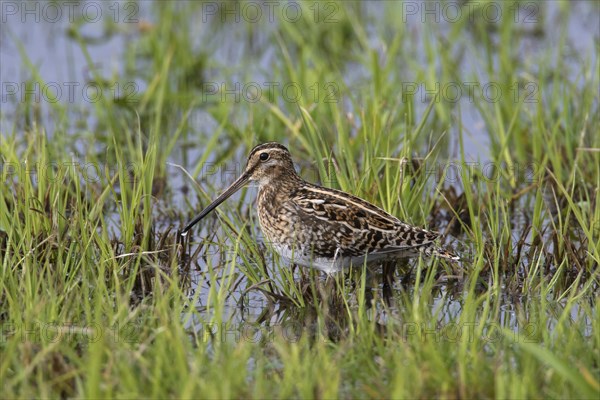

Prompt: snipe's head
[
  {"left": 244, "top": 142, "right": 297, "bottom": 185},
  {"left": 181, "top": 142, "right": 298, "bottom": 235}
]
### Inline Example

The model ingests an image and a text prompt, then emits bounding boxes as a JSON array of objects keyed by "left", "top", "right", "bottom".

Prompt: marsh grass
[{"left": 1, "top": 1, "right": 599, "bottom": 398}]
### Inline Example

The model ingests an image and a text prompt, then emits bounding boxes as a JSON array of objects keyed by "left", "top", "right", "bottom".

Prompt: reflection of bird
[{"left": 182, "top": 143, "right": 459, "bottom": 273}]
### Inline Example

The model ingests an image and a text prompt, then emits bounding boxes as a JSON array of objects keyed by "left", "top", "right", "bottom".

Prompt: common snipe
[{"left": 182, "top": 143, "right": 459, "bottom": 273}]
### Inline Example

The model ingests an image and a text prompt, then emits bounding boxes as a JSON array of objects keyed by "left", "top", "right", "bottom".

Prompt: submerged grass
[{"left": 1, "top": 1, "right": 599, "bottom": 398}]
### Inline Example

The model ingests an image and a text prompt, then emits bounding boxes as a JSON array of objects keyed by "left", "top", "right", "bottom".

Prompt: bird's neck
[{"left": 258, "top": 168, "right": 303, "bottom": 199}]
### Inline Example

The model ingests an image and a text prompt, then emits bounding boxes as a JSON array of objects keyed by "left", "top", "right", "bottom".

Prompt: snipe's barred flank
[{"left": 182, "top": 142, "right": 459, "bottom": 273}]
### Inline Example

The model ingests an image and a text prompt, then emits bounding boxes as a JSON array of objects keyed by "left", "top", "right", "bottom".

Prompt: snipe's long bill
[{"left": 182, "top": 142, "right": 459, "bottom": 273}]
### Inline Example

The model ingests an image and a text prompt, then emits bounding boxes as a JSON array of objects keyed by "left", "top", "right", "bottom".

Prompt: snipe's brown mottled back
[{"left": 181, "top": 142, "right": 459, "bottom": 273}]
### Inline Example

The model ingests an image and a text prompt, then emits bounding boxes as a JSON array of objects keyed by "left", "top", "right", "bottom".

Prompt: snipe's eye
[{"left": 259, "top": 152, "right": 269, "bottom": 161}]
